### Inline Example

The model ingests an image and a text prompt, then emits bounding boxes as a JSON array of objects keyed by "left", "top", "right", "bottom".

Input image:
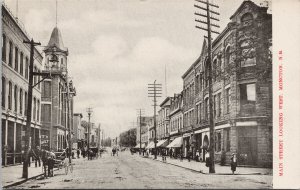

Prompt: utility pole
[
  {"left": 98, "top": 124, "right": 101, "bottom": 152},
  {"left": 148, "top": 80, "right": 162, "bottom": 159},
  {"left": 86, "top": 107, "right": 93, "bottom": 160},
  {"left": 194, "top": 0, "right": 220, "bottom": 173},
  {"left": 22, "top": 39, "right": 41, "bottom": 179},
  {"left": 137, "top": 109, "right": 144, "bottom": 155}
]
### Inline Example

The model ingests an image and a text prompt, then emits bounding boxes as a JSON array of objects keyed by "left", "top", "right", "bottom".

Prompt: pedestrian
[
  {"left": 187, "top": 149, "right": 191, "bottom": 162},
  {"left": 77, "top": 149, "right": 80, "bottom": 158},
  {"left": 34, "top": 146, "right": 41, "bottom": 167},
  {"left": 195, "top": 149, "right": 200, "bottom": 162},
  {"left": 231, "top": 153, "right": 237, "bottom": 175}
]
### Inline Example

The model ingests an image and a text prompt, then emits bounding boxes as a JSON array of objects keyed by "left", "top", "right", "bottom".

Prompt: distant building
[
  {"left": 73, "top": 113, "right": 83, "bottom": 149},
  {"left": 136, "top": 116, "right": 152, "bottom": 148},
  {"left": 2, "top": 4, "right": 43, "bottom": 166}
]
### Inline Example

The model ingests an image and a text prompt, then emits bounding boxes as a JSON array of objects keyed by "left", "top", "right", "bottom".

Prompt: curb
[
  {"left": 146, "top": 156, "right": 265, "bottom": 176},
  {"left": 3, "top": 168, "right": 59, "bottom": 189}
]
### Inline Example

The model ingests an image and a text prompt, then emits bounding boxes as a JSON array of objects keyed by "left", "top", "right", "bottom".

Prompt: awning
[
  {"left": 146, "top": 141, "right": 155, "bottom": 149},
  {"left": 157, "top": 139, "right": 169, "bottom": 148},
  {"left": 167, "top": 137, "right": 183, "bottom": 148},
  {"left": 134, "top": 143, "right": 146, "bottom": 148}
]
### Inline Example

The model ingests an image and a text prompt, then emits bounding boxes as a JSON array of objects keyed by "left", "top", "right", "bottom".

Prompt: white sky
[{"left": 4, "top": 0, "right": 270, "bottom": 138}]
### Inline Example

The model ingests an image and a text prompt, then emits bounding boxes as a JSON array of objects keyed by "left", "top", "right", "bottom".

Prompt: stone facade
[
  {"left": 1, "top": 4, "right": 43, "bottom": 166},
  {"left": 170, "top": 1, "right": 272, "bottom": 167}
]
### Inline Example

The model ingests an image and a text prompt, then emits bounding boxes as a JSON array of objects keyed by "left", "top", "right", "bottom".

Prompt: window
[
  {"left": 215, "top": 132, "right": 221, "bottom": 152},
  {"left": 20, "top": 52, "right": 24, "bottom": 76},
  {"left": 213, "top": 59, "right": 218, "bottom": 81},
  {"left": 8, "top": 82, "right": 12, "bottom": 110},
  {"left": 8, "top": 41, "right": 13, "bottom": 67},
  {"left": 224, "top": 128, "right": 231, "bottom": 152},
  {"left": 199, "top": 74, "right": 203, "bottom": 91},
  {"left": 205, "top": 98, "right": 209, "bottom": 120},
  {"left": 2, "top": 77, "right": 6, "bottom": 108},
  {"left": 240, "top": 83, "right": 256, "bottom": 105},
  {"left": 24, "top": 91, "right": 28, "bottom": 113},
  {"left": 205, "top": 61, "right": 210, "bottom": 88},
  {"left": 33, "top": 98, "right": 36, "bottom": 120},
  {"left": 217, "top": 93, "right": 221, "bottom": 117},
  {"left": 213, "top": 95, "right": 217, "bottom": 118},
  {"left": 25, "top": 57, "right": 29, "bottom": 79},
  {"left": 14, "top": 85, "right": 18, "bottom": 112},
  {"left": 225, "top": 47, "right": 230, "bottom": 66},
  {"left": 241, "top": 13, "right": 253, "bottom": 26},
  {"left": 15, "top": 47, "right": 19, "bottom": 72},
  {"left": 225, "top": 88, "right": 230, "bottom": 113},
  {"left": 33, "top": 67, "right": 36, "bottom": 85},
  {"left": 41, "top": 104, "right": 51, "bottom": 122},
  {"left": 42, "top": 81, "right": 51, "bottom": 98},
  {"left": 37, "top": 99, "right": 40, "bottom": 121},
  {"left": 19, "top": 89, "right": 23, "bottom": 114},
  {"left": 2, "top": 34, "right": 6, "bottom": 62},
  {"left": 38, "top": 70, "right": 41, "bottom": 89},
  {"left": 199, "top": 103, "right": 202, "bottom": 121}
]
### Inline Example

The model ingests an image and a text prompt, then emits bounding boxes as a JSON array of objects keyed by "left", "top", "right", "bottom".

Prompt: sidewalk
[
  {"left": 1, "top": 163, "right": 45, "bottom": 188},
  {"left": 141, "top": 154, "right": 272, "bottom": 175}
]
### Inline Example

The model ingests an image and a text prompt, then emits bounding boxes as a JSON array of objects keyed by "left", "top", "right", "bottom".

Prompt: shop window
[
  {"left": 2, "top": 34, "right": 6, "bottom": 62},
  {"left": 2, "top": 77, "right": 6, "bottom": 108},
  {"left": 215, "top": 132, "right": 221, "bottom": 152},
  {"left": 224, "top": 128, "right": 231, "bottom": 152}
]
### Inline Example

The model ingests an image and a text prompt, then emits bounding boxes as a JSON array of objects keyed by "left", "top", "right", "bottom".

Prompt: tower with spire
[{"left": 40, "top": 26, "right": 76, "bottom": 152}]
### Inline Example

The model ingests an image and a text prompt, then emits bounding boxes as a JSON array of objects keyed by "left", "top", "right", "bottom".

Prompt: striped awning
[
  {"left": 167, "top": 137, "right": 183, "bottom": 148},
  {"left": 146, "top": 141, "right": 155, "bottom": 149},
  {"left": 157, "top": 139, "right": 169, "bottom": 148}
]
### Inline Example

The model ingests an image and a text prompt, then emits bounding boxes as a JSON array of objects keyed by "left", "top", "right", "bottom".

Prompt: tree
[{"left": 119, "top": 128, "right": 136, "bottom": 147}]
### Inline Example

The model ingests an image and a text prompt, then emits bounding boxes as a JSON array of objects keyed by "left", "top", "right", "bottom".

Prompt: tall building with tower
[{"left": 40, "top": 26, "right": 76, "bottom": 151}]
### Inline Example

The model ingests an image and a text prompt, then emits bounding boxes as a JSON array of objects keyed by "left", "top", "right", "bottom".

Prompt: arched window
[
  {"left": 8, "top": 41, "right": 13, "bottom": 67},
  {"left": 241, "top": 13, "right": 253, "bottom": 26},
  {"left": 2, "top": 77, "right": 6, "bottom": 108},
  {"left": 2, "top": 34, "right": 6, "bottom": 62},
  {"left": 225, "top": 46, "right": 231, "bottom": 66}
]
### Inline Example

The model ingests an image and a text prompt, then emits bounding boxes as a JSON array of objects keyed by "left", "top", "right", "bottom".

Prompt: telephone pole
[
  {"left": 22, "top": 39, "right": 41, "bottom": 179},
  {"left": 194, "top": 0, "right": 220, "bottom": 173},
  {"left": 137, "top": 109, "right": 145, "bottom": 155},
  {"left": 148, "top": 80, "right": 162, "bottom": 159},
  {"left": 86, "top": 107, "right": 93, "bottom": 160}
]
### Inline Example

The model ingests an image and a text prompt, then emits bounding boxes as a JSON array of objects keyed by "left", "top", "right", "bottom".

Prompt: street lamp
[{"left": 86, "top": 107, "right": 93, "bottom": 160}]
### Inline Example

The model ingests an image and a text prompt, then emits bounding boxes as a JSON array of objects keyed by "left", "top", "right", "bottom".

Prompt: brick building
[
  {"left": 40, "top": 26, "right": 76, "bottom": 151},
  {"left": 180, "top": 1, "right": 272, "bottom": 167},
  {"left": 1, "top": 4, "right": 43, "bottom": 166}
]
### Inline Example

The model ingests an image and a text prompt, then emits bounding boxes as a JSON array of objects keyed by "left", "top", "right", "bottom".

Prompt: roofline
[
  {"left": 159, "top": 97, "right": 171, "bottom": 107},
  {"left": 2, "top": 4, "right": 43, "bottom": 59},
  {"left": 181, "top": 55, "right": 201, "bottom": 79}
]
